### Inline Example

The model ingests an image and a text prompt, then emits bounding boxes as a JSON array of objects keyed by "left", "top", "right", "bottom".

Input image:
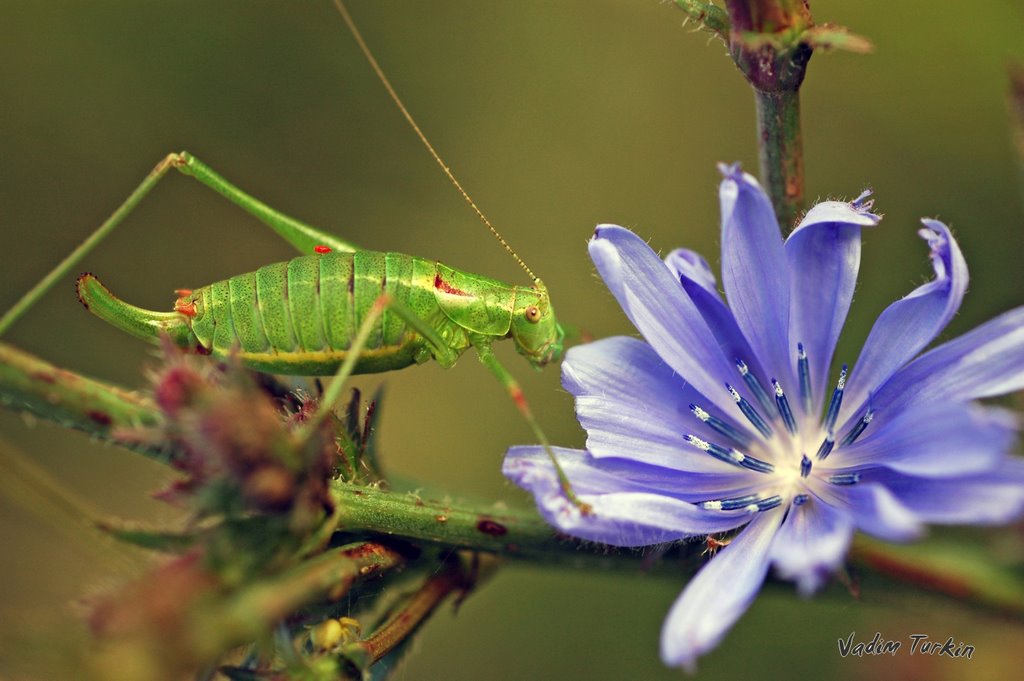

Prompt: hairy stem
[
  {"left": 0, "top": 341, "right": 166, "bottom": 459},
  {"left": 720, "top": 1, "right": 812, "bottom": 228},
  {"left": 2, "top": 340, "right": 1023, "bottom": 619},
  {"left": 754, "top": 87, "right": 804, "bottom": 229},
  {"left": 191, "top": 542, "right": 405, "bottom": 660},
  {"left": 332, "top": 483, "right": 572, "bottom": 560}
]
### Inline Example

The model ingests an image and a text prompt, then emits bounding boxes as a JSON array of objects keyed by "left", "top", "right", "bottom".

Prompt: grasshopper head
[{"left": 510, "top": 280, "right": 564, "bottom": 369}]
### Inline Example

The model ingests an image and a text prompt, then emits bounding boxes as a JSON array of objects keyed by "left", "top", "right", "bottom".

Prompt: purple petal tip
[{"left": 717, "top": 161, "right": 743, "bottom": 179}]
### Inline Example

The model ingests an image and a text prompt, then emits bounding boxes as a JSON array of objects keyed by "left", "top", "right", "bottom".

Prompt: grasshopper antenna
[{"left": 333, "top": 0, "right": 539, "bottom": 284}]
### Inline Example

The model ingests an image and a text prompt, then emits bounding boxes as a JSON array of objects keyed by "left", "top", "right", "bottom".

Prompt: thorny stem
[
  {"left": 0, "top": 341, "right": 166, "bottom": 460},
  {"left": 330, "top": 483, "right": 570, "bottom": 561},
  {"left": 340, "top": 553, "right": 496, "bottom": 670},
  {"left": 2, "top": 340, "right": 1024, "bottom": 618},
  {"left": 190, "top": 542, "right": 405, "bottom": 660}
]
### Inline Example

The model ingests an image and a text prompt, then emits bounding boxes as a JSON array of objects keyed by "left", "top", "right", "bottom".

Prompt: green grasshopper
[
  {"left": 0, "top": 1, "right": 584, "bottom": 507},
  {"left": 72, "top": 154, "right": 564, "bottom": 379}
]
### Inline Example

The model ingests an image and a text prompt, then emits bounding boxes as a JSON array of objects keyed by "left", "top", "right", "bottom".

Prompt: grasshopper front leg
[
  {"left": 470, "top": 336, "right": 590, "bottom": 514},
  {"left": 358, "top": 297, "right": 587, "bottom": 512},
  {"left": 0, "top": 151, "right": 356, "bottom": 337}
]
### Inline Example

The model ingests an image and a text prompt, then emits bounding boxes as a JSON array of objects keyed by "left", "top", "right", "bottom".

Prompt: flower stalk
[
  {"left": 1, "top": 338, "right": 1023, "bottom": 655},
  {"left": 753, "top": 87, "right": 805, "bottom": 229},
  {"left": 723, "top": 0, "right": 813, "bottom": 228}
]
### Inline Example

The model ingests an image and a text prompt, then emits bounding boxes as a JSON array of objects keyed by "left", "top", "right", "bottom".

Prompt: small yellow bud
[{"left": 310, "top": 619, "right": 344, "bottom": 650}]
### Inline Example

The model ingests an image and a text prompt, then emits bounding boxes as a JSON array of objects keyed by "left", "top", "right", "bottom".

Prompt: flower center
[{"left": 688, "top": 344, "right": 874, "bottom": 514}]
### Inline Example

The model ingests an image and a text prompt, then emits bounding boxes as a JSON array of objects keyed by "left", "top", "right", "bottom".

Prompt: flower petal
[
  {"left": 664, "top": 248, "right": 719, "bottom": 298},
  {"left": 866, "top": 306, "right": 1024, "bottom": 418},
  {"left": 839, "top": 220, "right": 968, "bottom": 426},
  {"left": 719, "top": 164, "right": 793, "bottom": 386},
  {"left": 503, "top": 446, "right": 754, "bottom": 547},
  {"left": 861, "top": 460, "right": 1024, "bottom": 525},
  {"left": 504, "top": 444, "right": 759, "bottom": 501},
  {"left": 785, "top": 198, "right": 880, "bottom": 414},
  {"left": 563, "top": 336, "right": 757, "bottom": 471},
  {"left": 665, "top": 248, "right": 770, "bottom": 385},
  {"left": 768, "top": 499, "right": 854, "bottom": 595},
  {"left": 659, "top": 509, "right": 784, "bottom": 670},
  {"left": 588, "top": 225, "right": 740, "bottom": 416},
  {"left": 812, "top": 482, "right": 923, "bottom": 542},
  {"left": 832, "top": 402, "right": 1018, "bottom": 477}
]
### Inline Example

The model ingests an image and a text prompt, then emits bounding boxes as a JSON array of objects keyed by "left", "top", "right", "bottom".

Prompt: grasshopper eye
[{"left": 525, "top": 305, "right": 541, "bottom": 323}]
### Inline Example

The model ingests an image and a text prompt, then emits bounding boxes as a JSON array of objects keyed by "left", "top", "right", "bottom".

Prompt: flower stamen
[
  {"left": 823, "top": 364, "right": 847, "bottom": 432},
  {"left": 700, "top": 494, "right": 760, "bottom": 510},
  {"left": 800, "top": 454, "right": 812, "bottom": 478},
  {"left": 754, "top": 495, "right": 783, "bottom": 512},
  {"left": 827, "top": 473, "right": 860, "bottom": 486},
  {"left": 797, "top": 342, "right": 812, "bottom": 414},
  {"left": 689, "top": 402, "right": 753, "bottom": 448},
  {"left": 736, "top": 358, "right": 775, "bottom": 415},
  {"left": 726, "top": 383, "right": 773, "bottom": 438},
  {"left": 771, "top": 378, "right": 798, "bottom": 435},
  {"left": 700, "top": 494, "right": 782, "bottom": 513},
  {"left": 684, "top": 434, "right": 775, "bottom": 473},
  {"left": 793, "top": 493, "right": 810, "bottom": 506},
  {"left": 839, "top": 410, "right": 873, "bottom": 447},
  {"left": 815, "top": 431, "right": 835, "bottom": 460}
]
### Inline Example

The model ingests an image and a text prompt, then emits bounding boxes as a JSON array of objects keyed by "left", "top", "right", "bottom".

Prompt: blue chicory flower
[{"left": 503, "top": 164, "right": 1024, "bottom": 669}]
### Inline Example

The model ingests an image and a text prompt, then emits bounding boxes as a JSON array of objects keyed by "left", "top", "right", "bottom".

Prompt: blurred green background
[{"left": 1, "top": 1, "right": 1023, "bottom": 678}]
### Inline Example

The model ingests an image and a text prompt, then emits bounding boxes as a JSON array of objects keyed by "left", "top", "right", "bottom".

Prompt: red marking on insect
[
  {"left": 476, "top": 518, "right": 508, "bottom": 537},
  {"left": 314, "top": 245, "right": 332, "bottom": 254},
  {"left": 174, "top": 299, "right": 197, "bottom": 318},
  {"left": 86, "top": 410, "right": 113, "bottom": 427},
  {"left": 174, "top": 288, "right": 193, "bottom": 297},
  {"left": 433, "top": 273, "right": 468, "bottom": 296},
  {"left": 510, "top": 386, "right": 527, "bottom": 413}
]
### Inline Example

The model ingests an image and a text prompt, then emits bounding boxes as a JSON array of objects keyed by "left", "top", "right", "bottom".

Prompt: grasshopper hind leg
[{"left": 0, "top": 151, "right": 357, "bottom": 337}]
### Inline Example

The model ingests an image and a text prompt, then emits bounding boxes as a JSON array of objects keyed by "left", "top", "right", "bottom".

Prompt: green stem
[
  {"left": 339, "top": 553, "right": 490, "bottom": 669},
  {"left": 754, "top": 87, "right": 804, "bottom": 229},
  {"left": 719, "top": 3, "right": 811, "bottom": 228},
  {"left": 1008, "top": 64, "right": 1024, "bottom": 208},
  {"left": 332, "top": 483, "right": 572, "bottom": 560},
  {"left": 851, "top": 536, "right": 1024, "bottom": 619},
  {"left": 2, "top": 340, "right": 1023, "bottom": 619},
  {"left": 191, "top": 542, "right": 404, "bottom": 661},
  {"left": 0, "top": 341, "right": 166, "bottom": 460}
]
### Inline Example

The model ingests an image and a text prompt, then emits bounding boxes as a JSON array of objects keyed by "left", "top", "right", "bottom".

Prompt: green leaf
[{"left": 801, "top": 24, "right": 874, "bottom": 53}]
